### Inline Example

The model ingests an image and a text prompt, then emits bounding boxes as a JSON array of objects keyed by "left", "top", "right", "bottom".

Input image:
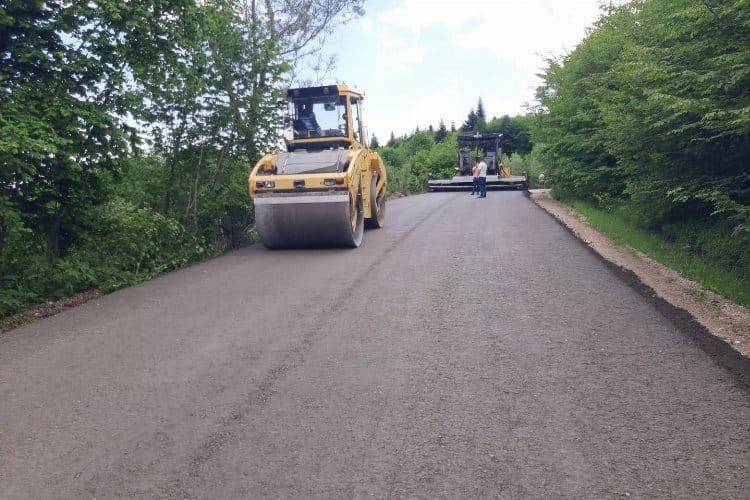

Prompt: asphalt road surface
[{"left": 1, "top": 192, "right": 749, "bottom": 499}]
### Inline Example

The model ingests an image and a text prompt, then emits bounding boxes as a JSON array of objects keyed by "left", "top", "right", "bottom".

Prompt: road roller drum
[{"left": 253, "top": 191, "right": 363, "bottom": 248}]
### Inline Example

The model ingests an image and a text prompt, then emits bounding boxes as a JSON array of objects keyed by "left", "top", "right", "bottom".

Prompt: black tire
[
  {"left": 365, "top": 174, "right": 386, "bottom": 229},
  {"left": 343, "top": 187, "right": 364, "bottom": 247}
]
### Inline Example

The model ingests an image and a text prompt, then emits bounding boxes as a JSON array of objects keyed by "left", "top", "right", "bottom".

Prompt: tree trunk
[
  {"left": 46, "top": 195, "right": 67, "bottom": 264},
  {"left": 186, "top": 141, "right": 206, "bottom": 233},
  {"left": 163, "top": 113, "right": 188, "bottom": 215}
]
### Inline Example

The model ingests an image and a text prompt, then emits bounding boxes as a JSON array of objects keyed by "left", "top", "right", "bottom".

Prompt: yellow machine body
[{"left": 249, "top": 85, "right": 387, "bottom": 248}]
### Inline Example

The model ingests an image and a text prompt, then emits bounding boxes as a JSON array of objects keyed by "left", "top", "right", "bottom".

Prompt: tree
[
  {"left": 476, "top": 97, "right": 487, "bottom": 131},
  {"left": 138, "top": 0, "right": 287, "bottom": 235},
  {"left": 462, "top": 108, "right": 477, "bottom": 131},
  {"left": 262, "top": 0, "right": 365, "bottom": 83},
  {"left": 532, "top": 8, "right": 623, "bottom": 203},
  {"left": 486, "top": 115, "right": 532, "bottom": 156},
  {"left": 596, "top": 0, "right": 750, "bottom": 233},
  {"left": 370, "top": 134, "right": 380, "bottom": 148},
  {"left": 476, "top": 98, "right": 486, "bottom": 122},
  {"left": 532, "top": 0, "right": 750, "bottom": 236},
  {"left": 387, "top": 131, "right": 396, "bottom": 147},
  {"left": 0, "top": 0, "right": 196, "bottom": 263},
  {"left": 435, "top": 119, "right": 448, "bottom": 143}
]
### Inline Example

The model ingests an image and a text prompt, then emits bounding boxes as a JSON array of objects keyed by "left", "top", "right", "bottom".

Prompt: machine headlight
[
  {"left": 256, "top": 180, "right": 275, "bottom": 188},
  {"left": 323, "top": 178, "right": 336, "bottom": 186}
]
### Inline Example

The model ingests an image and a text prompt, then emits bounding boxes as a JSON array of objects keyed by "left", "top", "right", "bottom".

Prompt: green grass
[{"left": 567, "top": 199, "right": 750, "bottom": 309}]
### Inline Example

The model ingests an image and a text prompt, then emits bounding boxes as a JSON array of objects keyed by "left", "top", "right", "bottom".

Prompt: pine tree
[
  {"left": 450, "top": 121, "right": 456, "bottom": 132},
  {"left": 476, "top": 98, "right": 486, "bottom": 122},
  {"left": 435, "top": 119, "right": 448, "bottom": 142},
  {"left": 462, "top": 108, "right": 477, "bottom": 131},
  {"left": 476, "top": 97, "right": 487, "bottom": 131},
  {"left": 370, "top": 134, "right": 380, "bottom": 148},
  {"left": 387, "top": 131, "right": 396, "bottom": 147}
]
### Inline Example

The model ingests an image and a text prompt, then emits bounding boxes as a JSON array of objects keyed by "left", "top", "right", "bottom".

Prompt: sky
[{"left": 299, "top": 0, "right": 615, "bottom": 142}]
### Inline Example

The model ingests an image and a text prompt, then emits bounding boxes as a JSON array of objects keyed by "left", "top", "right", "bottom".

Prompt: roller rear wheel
[
  {"left": 365, "top": 175, "right": 386, "bottom": 229},
  {"left": 343, "top": 188, "right": 364, "bottom": 247}
]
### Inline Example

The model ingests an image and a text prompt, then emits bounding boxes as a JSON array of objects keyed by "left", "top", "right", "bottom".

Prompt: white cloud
[
  {"left": 379, "top": 0, "right": 609, "bottom": 70},
  {"left": 370, "top": 29, "right": 426, "bottom": 77},
  {"left": 376, "top": 0, "right": 478, "bottom": 34},
  {"left": 403, "top": 77, "right": 468, "bottom": 130},
  {"left": 313, "top": 0, "right": 629, "bottom": 138}
]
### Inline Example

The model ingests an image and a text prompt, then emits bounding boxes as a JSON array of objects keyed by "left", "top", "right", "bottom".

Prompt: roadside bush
[
  {"left": 0, "top": 198, "right": 206, "bottom": 318},
  {"left": 78, "top": 198, "right": 205, "bottom": 291},
  {"left": 523, "top": 145, "right": 546, "bottom": 189}
]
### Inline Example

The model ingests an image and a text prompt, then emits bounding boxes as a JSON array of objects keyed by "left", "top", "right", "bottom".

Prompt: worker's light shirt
[{"left": 478, "top": 161, "right": 487, "bottom": 177}]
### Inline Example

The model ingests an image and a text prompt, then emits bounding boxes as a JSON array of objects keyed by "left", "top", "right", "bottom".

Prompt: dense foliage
[
  {"left": 0, "top": 0, "right": 362, "bottom": 317},
  {"left": 532, "top": 0, "right": 750, "bottom": 290}
]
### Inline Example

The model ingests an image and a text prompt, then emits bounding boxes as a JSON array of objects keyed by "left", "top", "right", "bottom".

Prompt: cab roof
[{"left": 287, "top": 85, "right": 364, "bottom": 100}]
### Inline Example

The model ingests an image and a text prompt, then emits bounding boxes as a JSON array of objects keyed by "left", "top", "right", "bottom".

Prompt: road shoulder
[{"left": 528, "top": 189, "right": 750, "bottom": 364}]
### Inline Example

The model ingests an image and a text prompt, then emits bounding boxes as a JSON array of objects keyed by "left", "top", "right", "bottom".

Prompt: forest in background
[{"left": 2, "top": 0, "right": 748, "bottom": 317}]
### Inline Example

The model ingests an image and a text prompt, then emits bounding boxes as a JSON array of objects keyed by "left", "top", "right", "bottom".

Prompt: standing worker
[
  {"left": 470, "top": 160, "right": 479, "bottom": 195},
  {"left": 477, "top": 156, "right": 488, "bottom": 198},
  {"left": 538, "top": 172, "right": 545, "bottom": 189}
]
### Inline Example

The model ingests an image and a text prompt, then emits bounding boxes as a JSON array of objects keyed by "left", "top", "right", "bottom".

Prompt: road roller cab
[{"left": 249, "top": 85, "right": 388, "bottom": 249}]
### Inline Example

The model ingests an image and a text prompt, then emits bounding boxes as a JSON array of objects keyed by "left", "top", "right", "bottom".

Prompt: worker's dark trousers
[
  {"left": 472, "top": 177, "right": 479, "bottom": 194},
  {"left": 479, "top": 177, "right": 487, "bottom": 197}
]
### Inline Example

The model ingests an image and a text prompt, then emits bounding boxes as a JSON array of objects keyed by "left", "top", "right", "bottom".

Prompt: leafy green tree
[
  {"left": 137, "top": 0, "right": 287, "bottom": 241},
  {"left": 596, "top": 0, "right": 750, "bottom": 233},
  {"left": 532, "top": 7, "right": 624, "bottom": 204},
  {"left": 0, "top": 0, "right": 206, "bottom": 264},
  {"left": 487, "top": 114, "right": 533, "bottom": 156},
  {"left": 426, "top": 132, "right": 459, "bottom": 179},
  {"left": 268, "top": 0, "right": 364, "bottom": 82},
  {"left": 530, "top": 0, "right": 749, "bottom": 293}
]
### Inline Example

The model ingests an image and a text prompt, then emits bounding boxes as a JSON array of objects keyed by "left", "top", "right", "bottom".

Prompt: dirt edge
[
  {"left": 0, "top": 289, "right": 102, "bottom": 334},
  {"left": 528, "top": 189, "right": 750, "bottom": 389}
]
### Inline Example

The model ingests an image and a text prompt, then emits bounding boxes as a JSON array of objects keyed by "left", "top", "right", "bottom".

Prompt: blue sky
[{"left": 299, "top": 0, "right": 617, "bottom": 142}]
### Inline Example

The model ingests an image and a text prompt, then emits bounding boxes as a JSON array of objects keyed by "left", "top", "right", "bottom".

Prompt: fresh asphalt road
[{"left": 1, "top": 192, "right": 749, "bottom": 499}]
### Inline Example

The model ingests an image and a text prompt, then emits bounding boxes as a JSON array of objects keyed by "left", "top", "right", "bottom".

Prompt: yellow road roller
[{"left": 248, "top": 85, "right": 387, "bottom": 248}]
